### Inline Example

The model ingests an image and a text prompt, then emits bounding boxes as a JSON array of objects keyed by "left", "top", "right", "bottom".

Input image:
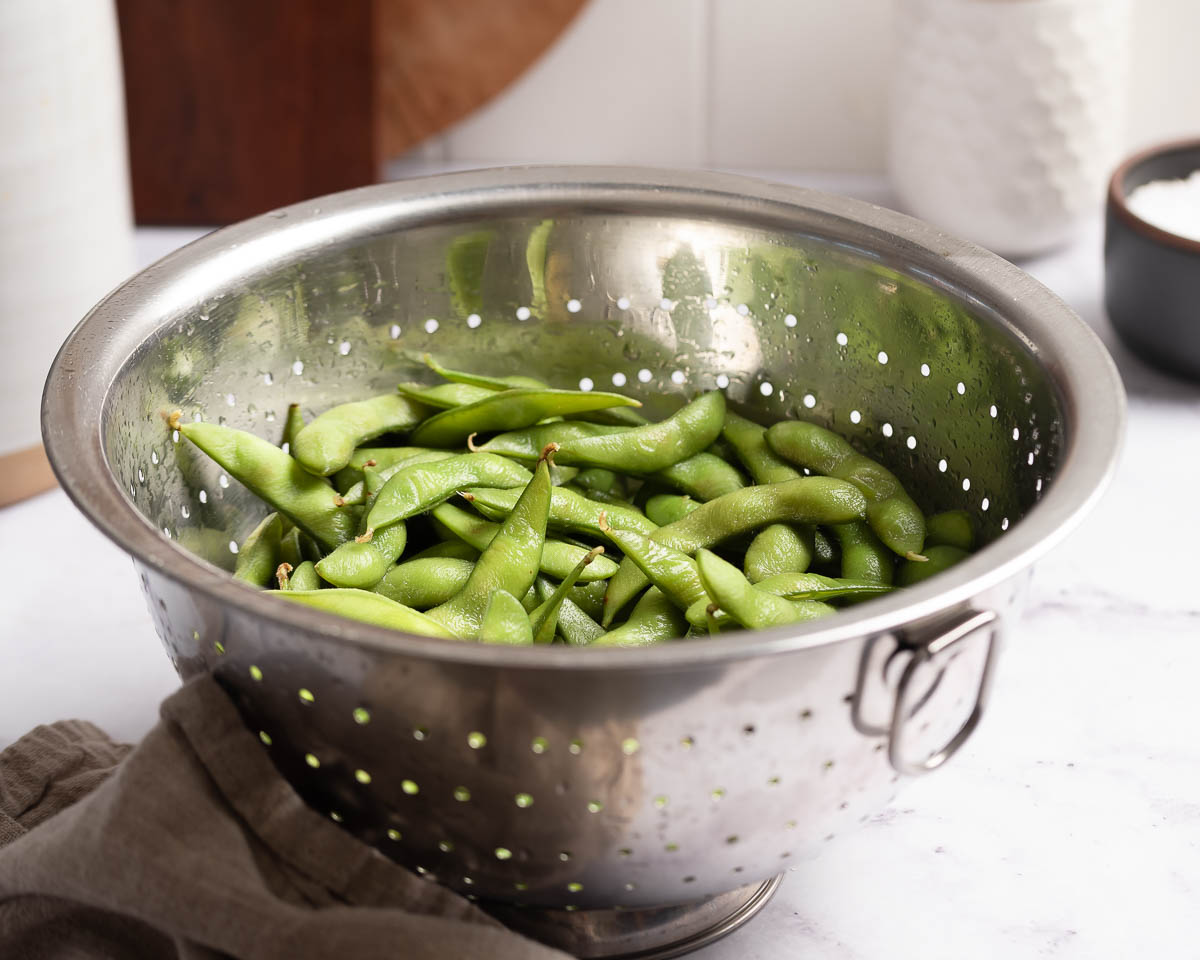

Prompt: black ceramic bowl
[{"left": 1106, "top": 138, "right": 1200, "bottom": 380}]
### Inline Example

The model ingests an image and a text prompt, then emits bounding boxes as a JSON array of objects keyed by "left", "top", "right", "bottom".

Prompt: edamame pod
[
  {"left": 645, "top": 494, "right": 699, "bottom": 527},
  {"left": 411, "top": 387, "right": 641, "bottom": 448},
  {"left": 475, "top": 422, "right": 626, "bottom": 460},
  {"left": 176, "top": 418, "right": 356, "bottom": 550},
  {"left": 831, "top": 520, "right": 894, "bottom": 585},
  {"left": 655, "top": 452, "right": 747, "bottom": 501},
  {"left": 528, "top": 547, "right": 605, "bottom": 644},
  {"left": 598, "top": 513, "right": 705, "bottom": 617},
  {"left": 366, "top": 453, "right": 532, "bottom": 532},
  {"left": 766, "top": 421, "right": 926, "bottom": 559},
  {"left": 292, "top": 393, "right": 430, "bottom": 476},
  {"left": 271, "top": 588, "right": 456, "bottom": 639},
  {"left": 461, "top": 484, "right": 658, "bottom": 537},
  {"left": 554, "top": 392, "right": 726, "bottom": 474},
  {"left": 423, "top": 354, "right": 544, "bottom": 391},
  {"left": 233, "top": 513, "right": 284, "bottom": 587},
  {"left": 333, "top": 446, "right": 451, "bottom": 492},
  {"left": 603, "top": 476, "right": 867, "bottom": 622},
  {"left": 897, "top": 545, "right": 969, "bottom": 586},
  {"left": 281, "top": 403, "right": 305, "bottom": 452},
  {"left": 431, "top": 501, "right": 618, "bottom": 582},
  {"left": 743, "top": 523, "right": 813, "bottom": 582},
  {"left": 396, "top": 381, "right": 496, "bottom": 409},
  {"left": 753, "top": 571, "right": 895, "bottom": 603},
  {"left": 589, "top": 588, "right": 687, "bottom": 648},
  {"left": 315, "top": 521, "right": 407, "bottom": 589},
  {"left": 696, "top": 549, "right": 834, "bottom": 630},
  {"left": 478, "top": 591, "right": 534, "bottom": 645},
  {"left": 285, "top": 560, "right": 322, "bottom": 592},
  {"left": 374, "top": 557, "right": 474, "bottom": 608},
  {"left": 426, "top": 448, "right": 553, "bottom": 639},
  {"left": 925, "top": 510, "right": 975, "bottom": 551},
  {"left": 535, "top": 580, "right": 606, "bottom": 646}
]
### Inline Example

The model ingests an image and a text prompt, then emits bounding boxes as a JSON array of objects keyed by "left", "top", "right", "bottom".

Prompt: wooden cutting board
[{"left": 117, "top": 0, "right": 587, "bottom": 224}]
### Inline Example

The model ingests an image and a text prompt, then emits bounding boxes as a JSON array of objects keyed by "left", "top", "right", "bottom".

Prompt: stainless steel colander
[{"left": 42, "top": 168, "right": 1123, "bottom": 958}]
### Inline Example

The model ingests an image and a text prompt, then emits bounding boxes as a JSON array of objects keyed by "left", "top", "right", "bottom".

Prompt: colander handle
[{"left": 886, "top": 609, "right": 998, "bottom": 776}]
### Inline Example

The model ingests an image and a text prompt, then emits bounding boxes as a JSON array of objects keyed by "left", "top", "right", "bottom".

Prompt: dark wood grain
[{"left": 116, "top": 0, "right": 586, "bottom": 225}]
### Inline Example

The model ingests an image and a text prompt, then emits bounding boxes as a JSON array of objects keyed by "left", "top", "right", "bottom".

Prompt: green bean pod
[
  {"left": 292, "top": 393, "right": 430, "bottom": 476},
  {"left": 431, "top": 502, "right": 618, "bottom": 582},
  {"left": 177, "top": 420, "right": 356, "bottom": 550},
  {"left": 925, "top": 510, "right": 976, "bottom": 551},
  {"left": 271, "top": 588, "right": 456, "bottom": 638},
  {"left": 374, "top": 557, "right": 474, "bottom": 608},
  {"left": 598, "top": 513, "right": 705, "bottom": 616},
  {"left": 696, "top": 549, "right": 835, "bottom": 630},
  {"left": 654, "top": 451, "right": 747, "bottom": 501},
  {"left": 460, "top": 484, "right": 658, "bottom": 537},
  {"left": 478, "top": 590, "right": 534, "bottom": 645},
  {"left": 743, "top": 523, "right": 813, "bottom": 582},
  {"left": 528, "top": 547, "right": 605, "bottom": 644},
  {"left": 897, "top": 545, "right": 969, "bottom": 586},
  {"left": 410, "top": 387, "right": 641, "bottom": 448},
  {"left": 589, "top": 588, "right": 688, "bottom": 648},
  {"left": 233, "top": 513, "right": 284, "bottom": 587},
  {"left": 603, "top": 476, "right": 867, "bottom": 623},
  {"left": 426, "top": 449, "right": 553, "bottom": 639},
  {"left": 766, "top": 421, "right": 926, "bottom": 559},
  {"left": 315, "top": 521, "right": 408, "bottom": 589},
  {"left": 644, "top": 494, "right": 700, "bottom": 527},
  {"left": 831, "top": 520, "right": 894, "bottom": 585},
  {"left": 554, "top": 392, "right": 726, "bottom": 474},
  {"left": 366, "top": 453, "right": 532, "bottom": 532}
]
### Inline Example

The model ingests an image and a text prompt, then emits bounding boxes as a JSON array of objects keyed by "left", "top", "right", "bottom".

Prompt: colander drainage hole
[
  {"left": 413, "top": 725, "right": 428, "bottom": 741},
  {"left": 559, "top": 851, "right": 572, "bottom": 862},
  {"left": 387, "top": 829, "right": 401, "bottom": 841},
  {"left": 467, "top": 731, "right": 487, "bottom": 749},
  {"left": 621, "top": 737, "right": 640, "bottom": 755},
  {"left": 568, "top": 738, "right": 584, "bottom": 755},
  {"left": 438, "top": 840, "right": 454, "bottom": 853},
  {"left": 531, "top": 736, "right": 548, "bottom": 754},
  {"left": 298, "top": 688, "right": 315, "bottom": 705},
  {"left": 586, "top": 800, "right": 603, "bottom": 813},
  {"left": 352, "top": 707, "right": 370, "bottom": 724},
  {"left": 454, "top": 786, "right": 471, "bottom": 802},
  {"left": 401, "top": 779, "right": 419, "bottom": 795},
  {"left": 653, "top": 795, "right": 669, "bottom": 809}
]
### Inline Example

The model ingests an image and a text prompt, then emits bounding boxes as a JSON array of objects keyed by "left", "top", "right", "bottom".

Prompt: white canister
[
  {"left": 888, "top": 0, "right": 1129, "bottom": 258},
  {"left": 0, "top": 0, "right": 135, "bottom": 505}
]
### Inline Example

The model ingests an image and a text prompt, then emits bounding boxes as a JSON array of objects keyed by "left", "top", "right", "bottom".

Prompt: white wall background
[{"left": 398, "top": 0, "right": 1200, "bottom": 174}]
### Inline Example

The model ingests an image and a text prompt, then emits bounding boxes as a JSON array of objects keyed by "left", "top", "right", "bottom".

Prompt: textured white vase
[
  {"left": 888, "top": 0, "right": 1129, "bottom": 258},
  {"left": 0, "top": 0, "right": 135, "bottom": 488}
]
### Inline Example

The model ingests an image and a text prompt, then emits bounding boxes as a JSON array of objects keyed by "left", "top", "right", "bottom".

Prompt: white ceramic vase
[
  {"left": 0, "top": 0, "right": 135, "bottom": 502},
  {"left": 888, "top": 0, "right": 1129, "bottom": 258}
]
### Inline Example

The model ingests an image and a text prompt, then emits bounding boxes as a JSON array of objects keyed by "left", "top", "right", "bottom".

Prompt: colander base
[{"left": 482, "top": 874, "right": 782, "bottom": 959}]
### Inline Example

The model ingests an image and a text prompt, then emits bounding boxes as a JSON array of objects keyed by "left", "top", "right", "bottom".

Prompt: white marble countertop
[{"left": 4, "top": 172, "right": 1199, "bottom": 959}]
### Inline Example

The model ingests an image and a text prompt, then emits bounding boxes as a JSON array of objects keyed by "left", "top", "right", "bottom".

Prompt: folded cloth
[{"left": 0, "top": 676, "right": 568, "bottom": 960}]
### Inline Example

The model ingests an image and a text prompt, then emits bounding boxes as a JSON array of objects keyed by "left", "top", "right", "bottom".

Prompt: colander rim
[{"left": 41, "top": 165, "right": 1125, "bottom": 670}]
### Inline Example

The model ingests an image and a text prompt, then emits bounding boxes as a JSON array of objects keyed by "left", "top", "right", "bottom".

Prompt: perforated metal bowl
[{"left": 43, "top": 168, "right": 1123, "bottom": 958}]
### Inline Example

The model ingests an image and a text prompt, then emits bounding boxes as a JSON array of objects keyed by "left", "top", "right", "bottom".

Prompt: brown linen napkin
[{"left": 0, "top": 675, "right": 569, "bottom": 960}]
